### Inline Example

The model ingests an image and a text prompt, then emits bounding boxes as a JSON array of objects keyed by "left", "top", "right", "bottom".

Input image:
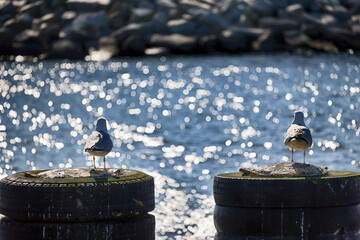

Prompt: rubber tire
[
  {"left": 0, "top": 214, "right": 155, "bottom": 240},
  {"left": 214, "top": 171, "right": 360, "bottom": 208},
  {"left": 214, "top": 204, "right": 360, "bottom": 237},
  {"left": 0, "top": 169, "right": 154, "bottom": 222}
]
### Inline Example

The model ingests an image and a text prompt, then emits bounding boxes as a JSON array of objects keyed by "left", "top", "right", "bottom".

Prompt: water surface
[{"left": 1, "top": 53, "right": 360, "bottom": 239}]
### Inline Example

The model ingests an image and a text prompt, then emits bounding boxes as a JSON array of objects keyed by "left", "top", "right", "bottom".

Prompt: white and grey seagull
[
  {"left": 284, "top": 111, "right": 312, "bottom": 164},
  {"left": 85, "top": 117, "right": 113, "bottom": 170}
]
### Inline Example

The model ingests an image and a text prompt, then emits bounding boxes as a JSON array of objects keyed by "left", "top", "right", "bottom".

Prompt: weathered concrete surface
[
  {"left": 240, "top": 162, "right": 328, "bottom": 177},
  {"left": 26, "top": 168, "right": 128, "bottom": 178}
]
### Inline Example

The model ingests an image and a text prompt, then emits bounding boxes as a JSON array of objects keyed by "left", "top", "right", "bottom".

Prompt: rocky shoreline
[{"left": 1, "top": 0, "right": 360, "bottom": 59}]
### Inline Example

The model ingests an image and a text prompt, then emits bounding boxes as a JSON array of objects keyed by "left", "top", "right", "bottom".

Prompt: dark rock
[
  {"left": 51, "top": 39, "right": 84, "bottom": 59},
  {"left": 284, "top": 30, "right": 339, "bottom": 52},
  {"left": 0, "top": 0, "right": 15, "bottom": 15},
  {"left": 43, "top": 0, "right": 65, "bottom": 9},
  {"left": 0, "top": 27, "right": 15, "bottom": 47},
  {"left": 285, "top": 4, "right": 305, "bottom": 16},
  {"left": 151, "top": 11, "right": 170, "bottom": 33},
  {"left": 111, "top": 22, "right": 154, "bottom": 43},
  {"left": 72, "top": 12, "right": 108, "bottom": 32},
  {"left": 130, "top": 8, "right": 154, "bottom": 22},
  {"left": 40, "top": 13, "right": 59, "bottom": 24},
  {"left": 318, "top": 0, "right": 349, "bottom": 21},
  {"left": 252, "top": 30, "right": 275, "bottom": 51},
  {"left": 108, "top": 11, "right": 126, "bottom": 29},
  {"left": 3, "top": 13, "right": 33, "bottom": 32},
  {"left": 40, "top": 23, "right": 60, "bottom": 42},
  {"left": 219, "top": 28, "right": 247, "bottom": 51},
  {"left": 167, "top": 18, "right": 196, "bottom": 35},
  {"left": 178, "top": 0, "right": 212, "bottom": 12},
  {"left": 0, "top": 13, "right": 12, "bottom": 24},
  {"left": 12, "top": 0, "right": 26, "bottom": 8},
  {"left": 149, "top": 33, "right": 197, "bottom": 52},
  {"left": 156, "top": 0, "right": 178, "bottom": 18},
  {"left": 243, "top": 0, "right": 275, "bottom": 16},
  {"left": 61, "top": 11, "right": 77, "bottom": 24},
  {"left": 98, "top": 36, "right": 119, "bottom": 55},
  {"left": 14, "top": 29, "right": 41, "bottom": 44},
  {"left": 323, "top": 27, "right": 360, "bottom": 49},
  {"left": 310, "top": 1, "right": 322, "bottom": 12},
  {"left": 121, "top": 35, "right": 146, "bottom": 55},
  {"left": 12, "top": 42, "right": 44, "bottom": 55},
  {"left": 200, "top": 12, "right": 231, "bottom": 31},
  {"left": 66, "top": 0, "right": 107, "bottom": 12},
  {"left": 59, "top": 26, "right": 86, "bottom": 41},
  {"left": 144, "top": 47, "right": 170, "bottom": 55},
  {"left": 19, "top": 1, "right": 44, "bottom": 18},
  {"left": 61, "top": 12, "right": 109, "bottom": 40},
  {"left": 108, "top": 2, "right": 131, "bottom": 23},
  {"left": 259, "top": 17, "right": 300, "bottom": 33},
  {"left": 199, "top": 34, "right": 219, "bottom": 52}
]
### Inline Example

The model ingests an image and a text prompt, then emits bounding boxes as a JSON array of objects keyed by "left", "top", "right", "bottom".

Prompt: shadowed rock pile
[{"left": 1, "top": 0, "right": 360, "bottom": 59}]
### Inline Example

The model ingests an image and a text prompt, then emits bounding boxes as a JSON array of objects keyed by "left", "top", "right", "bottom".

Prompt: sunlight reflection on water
[{"left": 1, "top": 53, "right": 360, "bottom": 239}]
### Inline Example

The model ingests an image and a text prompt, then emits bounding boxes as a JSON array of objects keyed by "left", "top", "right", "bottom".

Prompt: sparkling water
[{"left": 1, "top": 53, "right": 360, "bottom": 239}]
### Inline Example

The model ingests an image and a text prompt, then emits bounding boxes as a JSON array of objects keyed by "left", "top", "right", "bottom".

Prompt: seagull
[
  {"left": 284, "top": 111, "right": 312, "bottom": 164},
  {"left": 85, "top": 117, "right": 113, "bottom": 170}
]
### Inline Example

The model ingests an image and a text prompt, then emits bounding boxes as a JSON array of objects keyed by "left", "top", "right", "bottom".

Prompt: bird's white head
[
  {"left": 95, "top": 117, "right": 108, "bottom": 132},
  {"left": 292, "top": 111, "right": 306, "bottom": 125}
]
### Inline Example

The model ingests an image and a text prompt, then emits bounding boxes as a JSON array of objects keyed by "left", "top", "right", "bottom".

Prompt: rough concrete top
[
  {"left": 240, "top": 162, "right": 328, "bottom": 177},
  {"left": 30, "top": 168, "right": 129, "bottom": 179}
]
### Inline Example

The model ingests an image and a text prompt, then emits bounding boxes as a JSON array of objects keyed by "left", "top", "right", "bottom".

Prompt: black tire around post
[{"left": 0, "top": 168, "right": 155, "bottom": 222}]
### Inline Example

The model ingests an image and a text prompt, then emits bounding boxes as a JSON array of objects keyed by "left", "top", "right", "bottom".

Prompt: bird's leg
[
  {"left": 93, "top": 156, "right": 97, "bottom": 169},
  {"left": 291, "top": 149, "right": 294, "bottom": 163},
  {"left": 303, "top": 151, "right": 306, "bottom": 164},
  {"left": 103, "top": 156, "right": 106, "bottom": 171}
]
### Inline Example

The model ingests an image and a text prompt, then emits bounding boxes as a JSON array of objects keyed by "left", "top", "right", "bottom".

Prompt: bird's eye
[{"left": 292, "top": 114, "right": 294, "bottom": 118}]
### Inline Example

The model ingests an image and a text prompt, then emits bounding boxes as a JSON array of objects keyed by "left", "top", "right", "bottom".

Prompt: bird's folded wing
[
  {"left": 284, "top": 125, "right": 312, "bottom": 146},
  {"left": 85, "top": 131, "right": 103, "bottom": 151}
]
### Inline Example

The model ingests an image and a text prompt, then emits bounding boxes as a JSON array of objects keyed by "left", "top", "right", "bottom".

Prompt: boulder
[
  {"left": 198, "top": 34, "right": 219, "bottom": 52},
  {"left": 121, "top": 35, "right": 146, "bottom": 55},
  {"left": 111, "top": 22, "right": 154, "bottom": 43},
  {"left": 323, "top": 27, "right": 360, "bottom": 49},
  {"left": 62, "top": 12, "right": 109, "bottom": 39},
  {"left": 219, "top": 27, "right": 265, "bottom": 51},
  {"left": 66, "top": 0, "right": 107, "bottom": 12},
  {"left": 149, "top": 33, "right": 197, "bottom": 52},
  {"left": 0, "top": 27, "right": 15, "bottom": 47},
  {"left": 61, "top": 11, "right": 77, "bottom": 24},
  {"left": 284, "top": 30, "right": 339, "bottom": 52},
  {"left": 200, "top": 12, "right": 231, "bottom": 31},
  {"left": 144, "top": 47, "right": 170, "bottom": 55},
  {"left": 252, "top": 30, "right": 275, "bottom": 51},
  {"left": 318, "top": 0, "right": 349, "bottom": 21},
  {"left": 51, "top": 39, "right": 84, "bottom": 59},
  {"left": 98, "top": 36, "right": 119, "bottom": 55},
  {"left": 0, "top": 13, "right": 11, "bottom": 25},
  {"left": 108, "top": 11, "right": 126, "bottom": 29},
  {"left": 40, "top": 23, "right": 60, "bottom": 41},
  {"left": 259, "top": 17, "right": 300, "bottom": 33},
  {"left": 130, "top": 8, "right": 154, "bottom": 22},
  {"left": 3, "top": 13, "right": 33, "bottom": 32},
  {"left": 19, "top": 1, "right": 44, "bottom": 18},
  {"left": 0, "top": 0, "right": 15, "bottom": 15},
  {"left": 167, "top": 18, "right": 196, "bottom": 35},
  {"left": 243, "top": 0, "right": 275, "bottom": 16},
  {"left": 14, "top": 29, "right": 41, "bottom": 44}
]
